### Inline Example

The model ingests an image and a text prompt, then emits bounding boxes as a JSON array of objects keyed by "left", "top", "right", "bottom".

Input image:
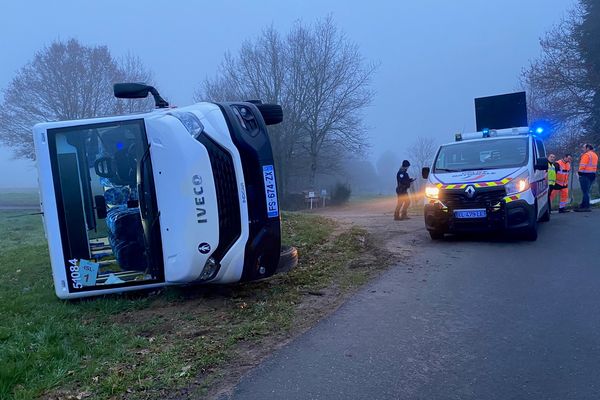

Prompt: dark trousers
[
  {"left": 548, "top": 185, "right": 554, "bottom": 210},
  {"left": 394, "top": 192, "right": 410, "bottom": 219},
  {"left": 579, "top": 174, "right": 596, "bottom": 209}
]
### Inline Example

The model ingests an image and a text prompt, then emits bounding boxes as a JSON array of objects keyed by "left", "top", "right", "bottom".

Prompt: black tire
[
  {"left": 429, "top": 230, "right": 444, "bottom": 240},
  {"left": 255, "top": 103, "right": 283, "bottom": 125},
  {"left": 540, "top": 203, "right": 550, "bottom": 222},
  {"left": 275, "top": 245, "right": 298, "bottom": 274},
  {"left": 523, "top": 203, "right": 539, "bottom": 241}
]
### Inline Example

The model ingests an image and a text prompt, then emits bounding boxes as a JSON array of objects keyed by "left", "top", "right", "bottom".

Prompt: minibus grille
[
  {"left": 196, "top": 133, "right": 241, "bottom": 262},
  {"left": 441, "top": 187, "right": 506, "bottom": 210}
]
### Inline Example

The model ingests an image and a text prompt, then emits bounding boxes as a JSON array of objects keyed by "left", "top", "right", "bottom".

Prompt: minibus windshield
[{"left": 433, "top": 137, "right": 529, "bottom": 172}]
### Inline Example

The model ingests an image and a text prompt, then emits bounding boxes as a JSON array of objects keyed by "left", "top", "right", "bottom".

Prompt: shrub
[
  {"left": 330, "top": 183, "right": 351, "bottom": 206},
  {"left": 281, "top": 192, "right": 306, "bottom": 211}
]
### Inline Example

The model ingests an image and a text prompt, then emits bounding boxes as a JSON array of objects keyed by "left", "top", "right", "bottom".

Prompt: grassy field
[
  {"left": 0, "top": 188, "right": 40, "bottom": 208},
  {"left": 0, "top": 210, "right": 388, "bottom": 400}
]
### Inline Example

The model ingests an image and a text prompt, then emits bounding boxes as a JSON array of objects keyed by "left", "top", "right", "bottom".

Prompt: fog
[{"left": 0, "top": 0, "right": 574, "bottom": 188}]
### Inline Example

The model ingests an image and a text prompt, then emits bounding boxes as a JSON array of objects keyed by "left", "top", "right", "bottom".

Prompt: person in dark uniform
[{"left": 394, "top": 160, "right": 415, "bottom": 220}]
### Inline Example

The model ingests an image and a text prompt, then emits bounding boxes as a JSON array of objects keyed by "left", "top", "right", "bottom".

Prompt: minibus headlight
[
  {"left": 199, "top": 257, "right": 219, "bottom": 281},
  {"left": 425, "top": 186, "right": 440, "bottom": 199},
  {"left": 169, "top": 111, "right": 204, "bottom": 138},
  {"left": 505, "top": 172, "right": 530, "bottom": 196}
]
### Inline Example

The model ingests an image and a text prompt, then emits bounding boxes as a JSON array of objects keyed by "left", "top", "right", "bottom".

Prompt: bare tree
[
  {"left": 407, "top": 136, "right": 437, "bottom": 192},
  {"left": 521, "top": 6, "right": 593, "bottom": 153},
  {"left": 0, "top": 39, "right": 155, "bottom": 160},
  {"left": 115, "top": 52, "right": 156, "bottom": 114},
  {"left": 196, "top": 26, "right": 304, "bottom": 195},
  {"left": 198, "top": 17, "right": 377, "bottom": 193},
  {"left": 300, "top": 17, "right": 377, "bottom": 186}
]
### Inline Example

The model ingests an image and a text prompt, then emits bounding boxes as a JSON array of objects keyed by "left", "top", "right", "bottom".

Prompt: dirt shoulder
[
  {"left": 198, "top": 198, "right": 426, "bottom": 399},
  {"left": 203, "top": 198, "right": 427, "bottom": 399},
  {"left": 313, "top": 196, "right": 427, "bottom": 256}
]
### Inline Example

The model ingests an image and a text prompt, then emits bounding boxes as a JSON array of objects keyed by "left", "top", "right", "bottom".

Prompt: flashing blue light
[
  {"left": 116, "top": 141, "right": 124, "bottom": 150},
  {"left": 529, "top": 120, "right": 552, "bottom": 138},
  {"left": 482, "top": 128, "right": 490, "bottom": 134}
]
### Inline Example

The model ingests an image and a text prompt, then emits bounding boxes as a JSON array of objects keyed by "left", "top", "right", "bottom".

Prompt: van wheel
[
  {"left": 523, "top": 203, "right": 539, "bottom": 241},
  {"left": 275, "top": 246, "right": 298, "bottom": 274},
  {"left": 523, "top": 225, "right": 538, "bottom": 241},
  {"left": 540, "top": 203, "right": 550, "bottom": 222},
  {"left": 429, "top": 230, "right": 444, "bottom": 240}
]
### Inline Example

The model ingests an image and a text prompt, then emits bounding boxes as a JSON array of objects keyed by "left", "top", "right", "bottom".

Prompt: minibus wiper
[{"left": 436, "top": 168, "right": 461, "bottom": 172}]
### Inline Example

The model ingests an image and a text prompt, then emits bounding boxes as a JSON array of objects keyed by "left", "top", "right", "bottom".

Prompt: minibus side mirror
[
  {"left": 422, "top": 167, "right": 430, "bottom": 179},
  {"left": 535, "top": 157, "right": 549, "bottom": 171},
  {"left": 114, "top": 82, "right": 169, "bottom": 108}
]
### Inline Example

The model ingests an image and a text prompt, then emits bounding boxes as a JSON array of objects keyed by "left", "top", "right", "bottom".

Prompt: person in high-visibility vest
[
  {"left": 547, "top": 153, "right": 557, "bottom": 211},
  {"left": 574, "top": 143, "right": 598, "bottom": 212},
  {"left": 550, "top": 153, "right": 572, "bottom": 213}
]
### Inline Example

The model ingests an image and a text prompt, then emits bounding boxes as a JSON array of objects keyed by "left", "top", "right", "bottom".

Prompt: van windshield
[
  {"left": 433, "top": 137, "right": 529, "bottom": 172},
  {"left": 47, "top": 119, "right": 164, "bottom": 292}
]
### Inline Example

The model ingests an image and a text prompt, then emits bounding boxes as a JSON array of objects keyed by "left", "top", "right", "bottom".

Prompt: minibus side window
[{"left": 535, "top": 139, "right": 546, "bottom": 159}]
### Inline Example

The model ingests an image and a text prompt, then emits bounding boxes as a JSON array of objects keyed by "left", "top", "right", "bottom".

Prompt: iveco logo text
[
  {"left": 465, "top": 185, "right": 476, "bottom": 198},
  {"left": 193, "top": 175, "right": 207, "bottom": 223}
]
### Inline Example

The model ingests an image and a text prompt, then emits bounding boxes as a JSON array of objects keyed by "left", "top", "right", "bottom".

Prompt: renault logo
[{"left": 465, "top": 185, "right": 476, "bottom": 198}]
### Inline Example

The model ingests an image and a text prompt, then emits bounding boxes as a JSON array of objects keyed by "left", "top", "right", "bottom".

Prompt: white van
[
  {"left": 33, "top": 83, "right": 296, "bottom": 299},
  {"left": 422, "top": 127, "right": 550, "bottom": 241}
]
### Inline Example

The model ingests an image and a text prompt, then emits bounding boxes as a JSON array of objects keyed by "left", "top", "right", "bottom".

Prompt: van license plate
[
  {"left": 262, "top": 165, "right": 279, "bottom": 218},
  {"left": 454, "top": 209, "right": 487, "bottom": 219}
]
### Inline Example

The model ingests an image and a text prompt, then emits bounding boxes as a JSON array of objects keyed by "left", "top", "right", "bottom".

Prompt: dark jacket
[{"left": 396, "top": 167, "right": 413, "bottom": 194}]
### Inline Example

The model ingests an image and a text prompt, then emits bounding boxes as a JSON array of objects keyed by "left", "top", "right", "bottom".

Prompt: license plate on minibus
[
  {"left": 454, "top": 209, "right": 487, "bottom": 219},
  {"left": 262, "top": 165, "right": 279, "bottom": 218}
]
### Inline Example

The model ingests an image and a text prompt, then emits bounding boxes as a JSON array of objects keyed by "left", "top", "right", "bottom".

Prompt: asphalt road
[{"left": 227, "top": 211, "right": 600, "bottom": 400}]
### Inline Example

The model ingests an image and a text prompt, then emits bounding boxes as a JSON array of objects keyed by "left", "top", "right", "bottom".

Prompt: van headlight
[
  {"left": 199, "top": 257, "right": 219, "bottom": 281},
  {"left": 505, "top": 172, "right": 530, "bottom": 196},
  {"left": 425, "top": 185, "right": 440, "bottom": 199},
  {"left": 169, "top": 111, "right": 204, "bottom": 138}
]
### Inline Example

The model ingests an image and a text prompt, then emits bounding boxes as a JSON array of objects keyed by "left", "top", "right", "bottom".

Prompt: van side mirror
[
  {"left": 422, "top": 167, "right": 430, "bottom": 179},
  {"left": 113, "top": 83, "right": 169, "bottom": 108},
  {"left": 535, "top": 157, "right": 549, "bottom": 171}
]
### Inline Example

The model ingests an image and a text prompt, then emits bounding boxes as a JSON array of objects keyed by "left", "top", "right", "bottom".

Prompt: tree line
[
  {"left": 521, "top": 0, "right": 600, "bottom": 154},
  {"left": 197, "top": 17, "right": 377, "bottom": 195},
  {"left": 0, "top": 18, "right": 376, "bottom": 201},
  {"left": 0, "top": 39, "right": 154, "bottom": 160},
  {"left": 3, "top": 7, "right": 594, "bottom": 198}
]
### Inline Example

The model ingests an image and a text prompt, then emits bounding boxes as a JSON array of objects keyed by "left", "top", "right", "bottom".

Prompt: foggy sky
[{"left": 0, "top": 0, "right": 575, "bottom": 187}]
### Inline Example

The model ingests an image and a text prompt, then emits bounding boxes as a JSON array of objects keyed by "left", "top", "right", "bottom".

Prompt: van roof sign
[{"left": 475, "top": 91, "right": 528, "bottom": 132}]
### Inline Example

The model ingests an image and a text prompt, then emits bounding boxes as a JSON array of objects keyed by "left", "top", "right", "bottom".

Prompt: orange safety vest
[
  {"left": 556, "top": 159, "right": 570, "bottom": 187},
  {"left": 579, "top": 150, "right": 598, "bottom": 173}
]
